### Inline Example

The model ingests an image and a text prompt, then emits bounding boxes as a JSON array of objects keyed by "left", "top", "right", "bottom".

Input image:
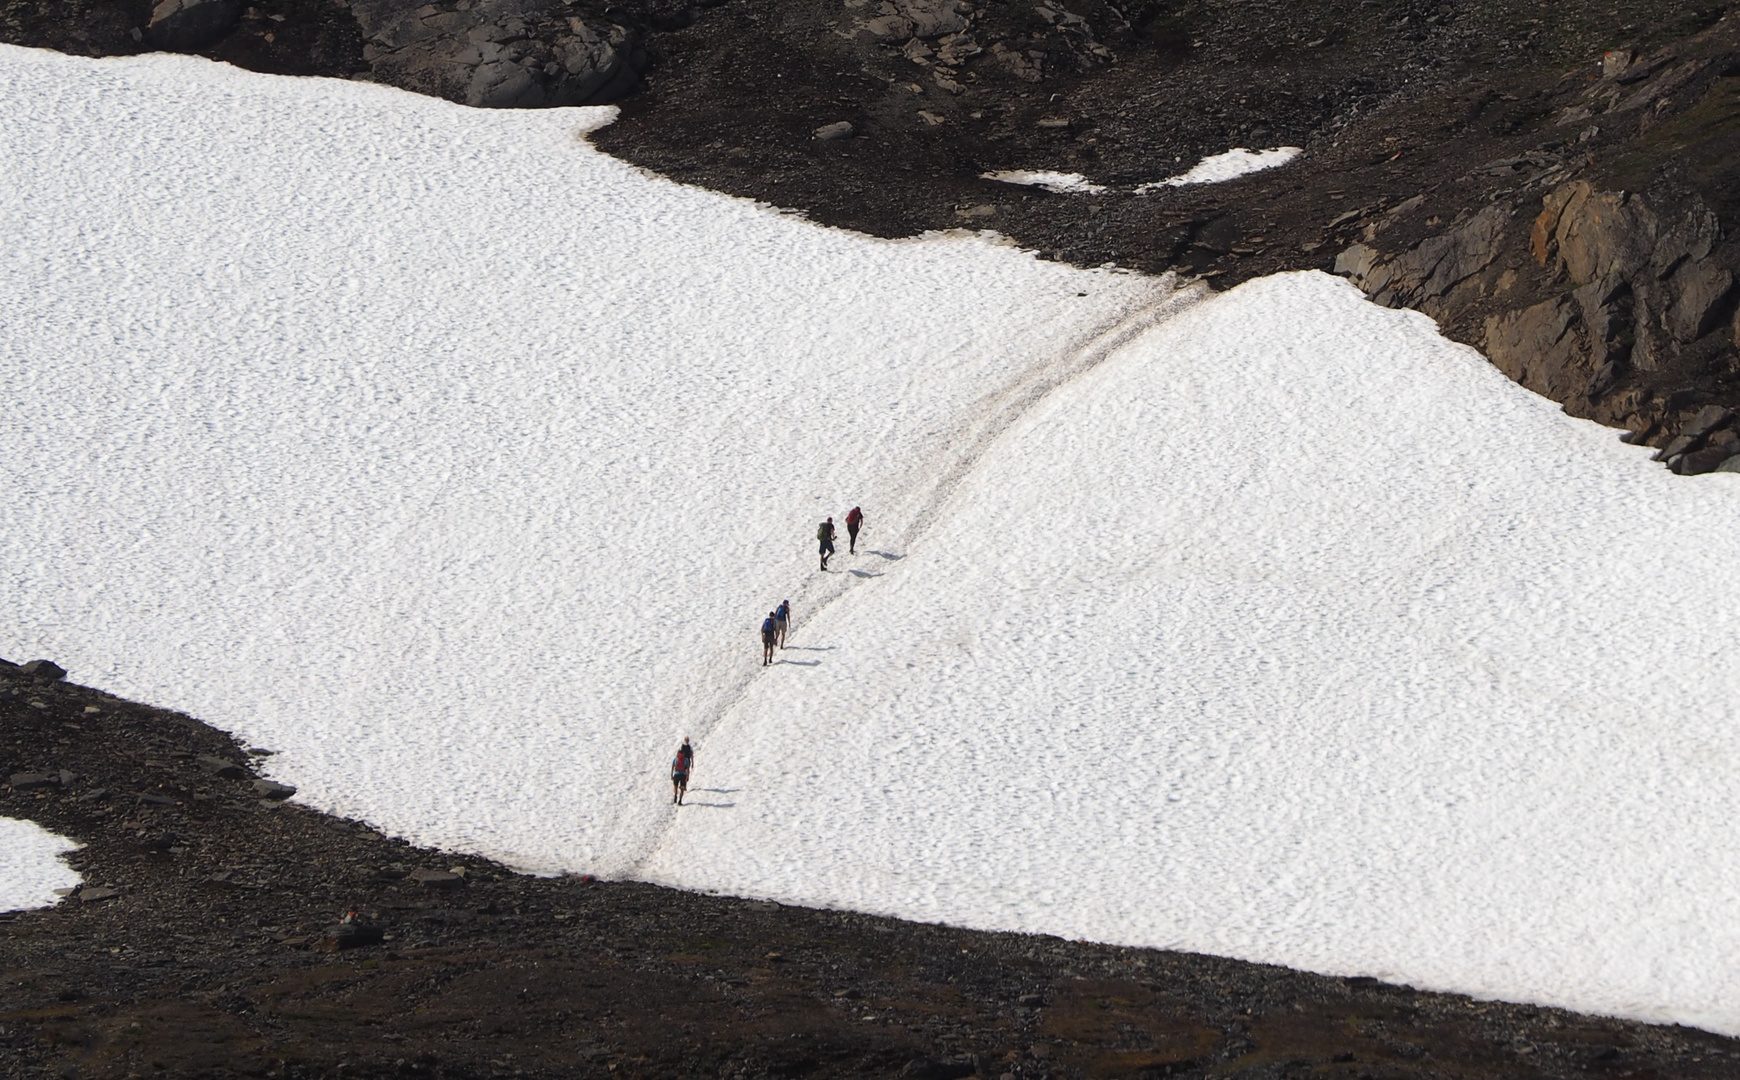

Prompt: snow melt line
[{"left": 624, "top": 276, "right": 1206, "bottom": 877}]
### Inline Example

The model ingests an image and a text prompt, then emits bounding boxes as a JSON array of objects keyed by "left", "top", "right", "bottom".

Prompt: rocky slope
[{"left": 8, "top": 657, "right": 1740, "bottom": 1078}]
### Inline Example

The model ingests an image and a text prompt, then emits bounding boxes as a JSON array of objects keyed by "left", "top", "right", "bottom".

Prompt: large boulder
[
  {"left": 1664, "top": 262, "right": 1735, "bottom": 343},
  {"left": 1483, "top": 298, "right": 1581, "bottom": 396},
  {"left": 1535, "top": 181, "right": 1659, "bottom": 287},
  {"left": 354, "top": 0, "right": 644, "bottom": 109},
  {"left": 20, "top": 659, "right": 65, "bottom": 681},
  {"left": 147, "top": 0, "right": 240, "bottom": 51}
]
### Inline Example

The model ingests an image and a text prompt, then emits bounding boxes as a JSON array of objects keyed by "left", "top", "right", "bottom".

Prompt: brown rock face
[
  {"left": 1345, "top": 157, "right": 1739, "bottom": 465},
  {"left": 1483, "top": 298, "right": 1583, "bottom": 399}
]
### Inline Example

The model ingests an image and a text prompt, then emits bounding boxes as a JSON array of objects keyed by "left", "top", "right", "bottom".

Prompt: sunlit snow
[
  {"left": 1138, "top": 146, "right": 1303, "bottom": 190},
  {"left": 9, "top": 45, "right": 1740, "bottom": 1036},
  {"left": 0, "top": 817, "right": 80, "bottom": 912}
]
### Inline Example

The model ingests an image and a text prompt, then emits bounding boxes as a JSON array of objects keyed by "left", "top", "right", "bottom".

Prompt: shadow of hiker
[
  {"left": 866, "top": 550, "right": 903, "bottom": 560},
  {"left": 849, "top": 569, "right": 883, "bottom": 578},
  {"left": 780, "top": 659, "right": 821, "bottom": 666}
]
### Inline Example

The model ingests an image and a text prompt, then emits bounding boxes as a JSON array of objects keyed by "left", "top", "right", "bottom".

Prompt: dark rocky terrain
[
  {"left": 8, "top": 658, "right": 1740, "bottom": 1078},
  {"left": 7, "top": 2, "right": 1740, "bottom": 1075}
]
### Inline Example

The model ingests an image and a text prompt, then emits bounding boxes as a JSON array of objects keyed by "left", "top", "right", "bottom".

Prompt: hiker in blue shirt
[
  {"left": 774, "top": 599, "right": 791, "bottom": 649},
  {"left": 761, "top": 611, "right": 779, "bottom": 666}
]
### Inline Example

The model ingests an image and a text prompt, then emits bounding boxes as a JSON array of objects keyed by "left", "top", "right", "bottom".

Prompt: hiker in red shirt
[
  {"left": 672, "top": 738, "right": 694, "bottom": 805},
  {"left": 844, "top": 506, "right": 864, "bottom": 554}
]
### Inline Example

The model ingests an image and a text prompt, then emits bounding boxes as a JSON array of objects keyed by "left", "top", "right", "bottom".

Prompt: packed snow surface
[
  {"left": 1139, "top": 146, "right": 1303, "bottom": 190},
  {"left": 981, "top": 170, "right": 1107, "bottom": 194},
  {"left": 8, "top": 46, "right": 1740, "bottom": 1036},
  {"left": 0, "top": 818, "right": 80, "bottom": 912}
]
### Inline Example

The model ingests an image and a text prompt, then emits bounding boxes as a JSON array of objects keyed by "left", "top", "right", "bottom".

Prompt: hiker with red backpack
[
  {"left": 671, "top": 738, "right": 694, "bottom": 805},
  {"left": 845, "top": 506, "right": 864, "bottom": 554}
]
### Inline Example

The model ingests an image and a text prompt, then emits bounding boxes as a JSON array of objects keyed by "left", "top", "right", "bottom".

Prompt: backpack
[
  {"left": 817, "top": 522, "right": 832, "bottom": 541},
  {"left": 846, "top": 508, "right": 862, "bottom": 527},
  {"left": 762, "top": 617, "right": 777, "bottom": 635}
]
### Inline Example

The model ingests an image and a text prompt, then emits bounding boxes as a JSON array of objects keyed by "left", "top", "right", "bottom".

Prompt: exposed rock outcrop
[
  {"left": 351, "top": 0, "right": 644, "bottom": 108},
  {"left": 1339, "top": 169, "right": 1738, "bottom": 471},
  {"left": 147, "top": 0, "right": 239, "bottom": 51}
]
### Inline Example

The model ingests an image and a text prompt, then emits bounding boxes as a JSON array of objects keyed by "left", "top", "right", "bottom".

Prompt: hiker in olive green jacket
[{"left": 817, "top": 517, "right": 836, "bottom": 571}]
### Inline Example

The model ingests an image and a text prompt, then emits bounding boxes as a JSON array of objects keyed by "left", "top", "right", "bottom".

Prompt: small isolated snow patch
[
  {"left": 1138, "top": 147, "right": 1302, "bottom": 190},
  {"left": 982, "top": 170, "right": 1107, "bottom": 194},
  {"left": 0, "top": 817, "right": 81, "bottom": 912}
]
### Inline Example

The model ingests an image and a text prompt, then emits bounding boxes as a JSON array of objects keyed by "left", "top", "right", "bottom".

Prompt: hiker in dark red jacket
[{"left": 845, "top": 506, "right": 864, "bottom": 554}]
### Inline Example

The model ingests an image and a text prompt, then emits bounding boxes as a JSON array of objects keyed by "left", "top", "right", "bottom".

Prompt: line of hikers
[
  {"left": 758, "top": 505, "right": 863, "bottom": 666},
  {"left": 673, "top": 507, "right": 868, "bottom": 803}
]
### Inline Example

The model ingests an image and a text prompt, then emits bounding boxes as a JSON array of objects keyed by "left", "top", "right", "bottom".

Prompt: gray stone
[
  {"left": 253, "top": 778, "right": 297, "bottom": 800},
  {"left": 9, "top": 772, "right": 56, "bottom": 790},
  {"left": 196, "top": 755, "right": 249, "bottom": 780},
  {"left": 410, "top": 868, "right": 465, "bottom": 889},
  {"left": 325, "top": 921, "right": 387, "bottom": 949},
  {"left": 1572, "top": 271, "right": 1633, "bottom": 374},
  {"left": 813, "top": 121, "right": 855, "bottom": 142},
  {"left": 1674, "top": 447, "right": 1732, "bottom": 475},
  {"left": 1333, "top": 243, "right": 1381, "bottom": 285},
  {"left": 1682, "top": 405, "right": 1733, "bottom": 441},
  {"left": 138, "top": 793, "right": 175, "bottom": 806},
  {"left": 1651, "top": 206, "right": 1720, "bottom": 279},
  {"left": 78, "top": 886, "right": 120, "bottom": 903},
  {"left": 1664, "top": 262, "right": 1735, "bottom": 343},
  {"left": 1716, "top": 454, "right": 1740, "bottom": 474},
  {"left": 58, "top": 769, "right": 79, "bottom": 786},
  {"left": 1334, "top": 204, "right": 1508, "bottom": 310},
  {"left": 1655, "top": 434, "right": 1700, "bottom": 462},
  {"left": 899, "top": 1058, "right": 976, "bottom": 1080},
  {"left": 468, "top": 61, "right": 545, "bottom": 108},
  {"left": 147, "top": 0, "right": 239, "bottom": 50},
  {"left": 20, "top": 659, "right": 65, "bottom": 681}
]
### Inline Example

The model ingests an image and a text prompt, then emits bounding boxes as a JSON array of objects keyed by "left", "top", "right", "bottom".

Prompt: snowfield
[
  {"left": 7, "top": 45, "right": 1740, "bottom": 1034},
  {"left": 0, "top": 817, "right": 80, "bottom": 912}
]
